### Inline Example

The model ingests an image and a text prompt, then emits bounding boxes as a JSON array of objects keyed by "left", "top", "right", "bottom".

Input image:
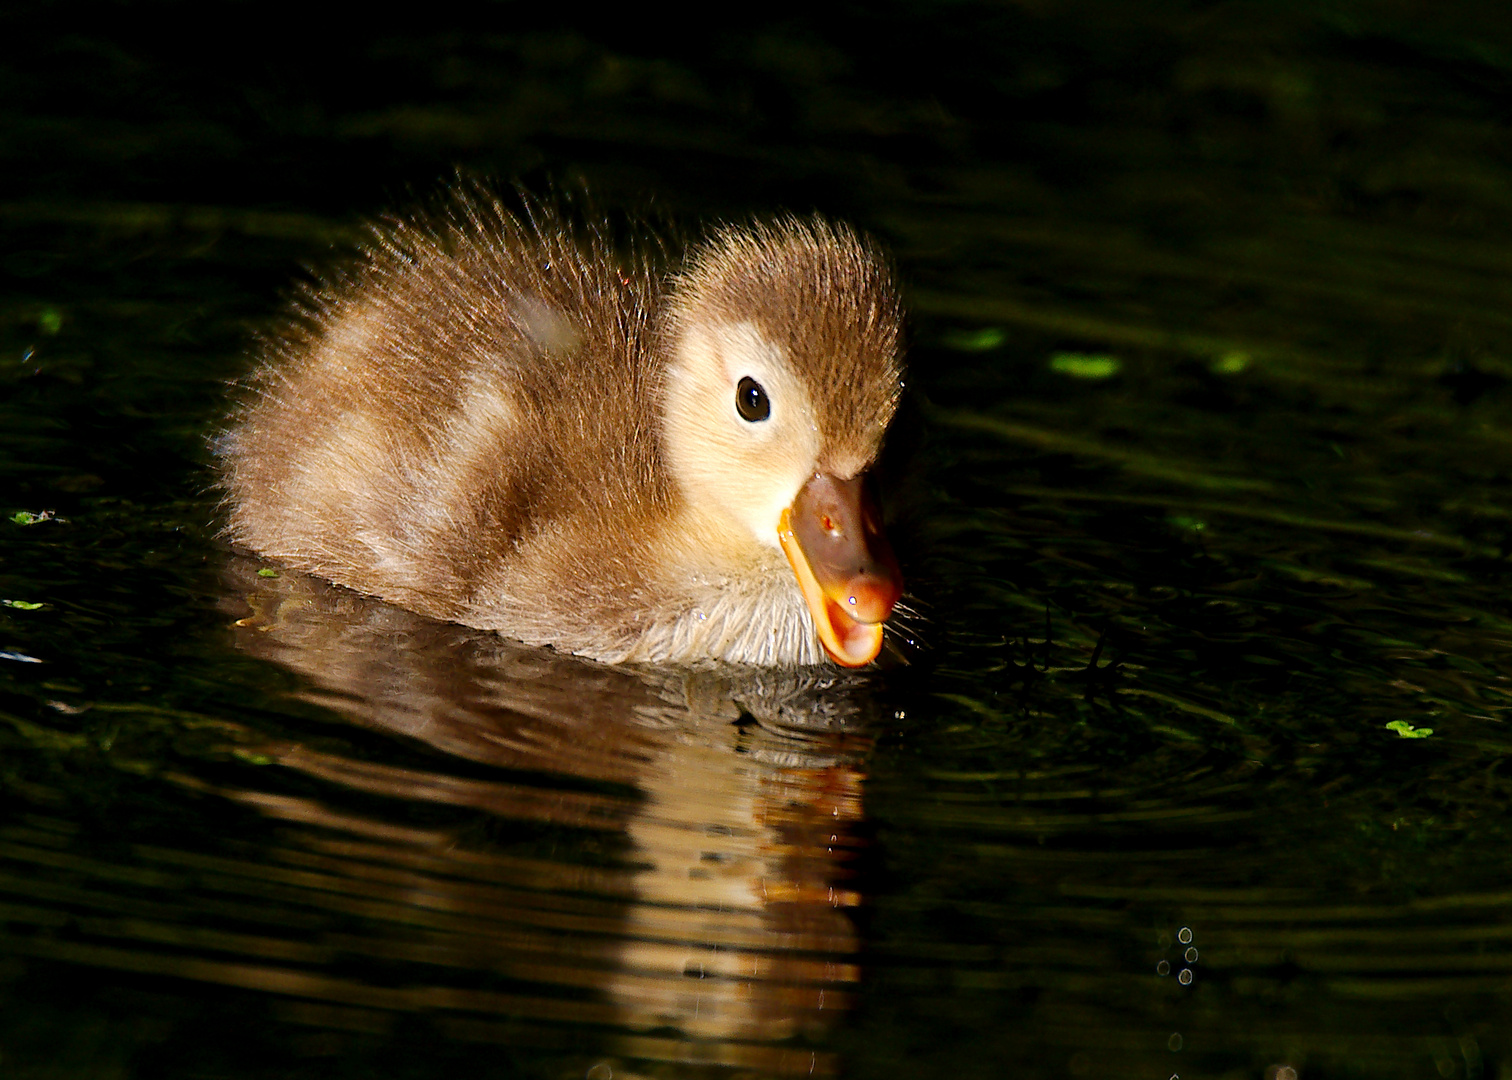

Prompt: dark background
[{"left": 7, "top": 3, "right": 1512, "bottom": 1078}]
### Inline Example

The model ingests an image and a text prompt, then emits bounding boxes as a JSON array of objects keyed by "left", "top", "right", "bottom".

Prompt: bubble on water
[
  {"left": 1156, "top": 960, "right": 1170, "bottom": 976},
  {"left": 1178, "top": 968, "right": 1193, "bottom": 985},
  {"left": 1185, "top": 946, "right": 1198, "bottom": 963},
  {"left": 1168, "top": 1033, "right": 1183, "bottom": 1052},
  {"left": 587, "top": 1065, "right": 613, "bottom": 1080},
  {"left": 1178, "top": 927, "right": 1193, "bottom": 944}
]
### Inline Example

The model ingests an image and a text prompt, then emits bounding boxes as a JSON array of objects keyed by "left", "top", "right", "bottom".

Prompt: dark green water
[{"left": 5, "top": 3, "right": 1512, "bottom": 1077}]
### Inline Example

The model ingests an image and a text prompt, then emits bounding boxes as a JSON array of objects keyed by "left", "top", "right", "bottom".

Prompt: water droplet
[
  {"left": 1178, "top": 927, "right": 1193, "bottom": 944},
  {"left": 1168, "top": 1033, "right": 1183, "bottom": 1052},
  {"left": 1185, "top": 946, "right": 1198, "bottom": 963},
  {"left": 1178, "top": 968, "right": 1193, "bottom": 985},
  {"left": 1156, "top": 960, "right": 1170, "bottom": 976}
]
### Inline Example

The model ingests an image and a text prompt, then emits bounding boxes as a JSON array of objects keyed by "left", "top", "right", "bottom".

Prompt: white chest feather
[{"left": 619, "top": 572, "right": 826, "bottom": 667}]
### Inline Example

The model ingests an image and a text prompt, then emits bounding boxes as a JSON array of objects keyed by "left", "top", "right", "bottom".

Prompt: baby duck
[{"left": 220, "top": 187, "right": 905, "bottom": 667}]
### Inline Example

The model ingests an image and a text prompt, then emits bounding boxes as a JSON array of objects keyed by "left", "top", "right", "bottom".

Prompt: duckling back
[{"left": 224, "top": 193, "right": 667, "bottom": 615}]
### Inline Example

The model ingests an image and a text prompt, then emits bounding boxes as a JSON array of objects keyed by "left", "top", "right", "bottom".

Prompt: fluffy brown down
[{"left": 219, "top": 186, "right": 904, "bottom": 665}]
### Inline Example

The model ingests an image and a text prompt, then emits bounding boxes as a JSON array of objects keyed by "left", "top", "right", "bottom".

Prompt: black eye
[{"left": 736, "top": 376, "right": 771, "bottom": 422}]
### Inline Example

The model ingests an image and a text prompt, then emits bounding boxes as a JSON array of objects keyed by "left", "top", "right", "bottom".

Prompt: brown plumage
[{"left": 220, "top": 185, "right": 905, "bottom": 666}]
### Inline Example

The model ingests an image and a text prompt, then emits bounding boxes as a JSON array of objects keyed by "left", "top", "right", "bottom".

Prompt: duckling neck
[{"left": 618, "top": 506, "right": 824, "bottom": 666}]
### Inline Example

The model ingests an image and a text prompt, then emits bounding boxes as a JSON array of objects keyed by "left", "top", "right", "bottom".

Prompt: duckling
[{"left": 219, "top": 186, "right": 905, "bottom": 667}]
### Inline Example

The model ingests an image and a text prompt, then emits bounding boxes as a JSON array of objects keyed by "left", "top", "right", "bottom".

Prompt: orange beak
[{"left": 778, "top": 472, "right": 903, "bottom": 667}]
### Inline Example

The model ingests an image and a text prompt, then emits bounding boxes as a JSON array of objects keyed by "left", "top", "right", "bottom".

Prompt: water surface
[{"left": 4, "top": 4, "right": 1512, "bottom": 1077}]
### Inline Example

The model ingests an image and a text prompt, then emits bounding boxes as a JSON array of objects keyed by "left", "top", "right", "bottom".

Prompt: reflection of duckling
[
  {"left": 221, "top": 559, "right": 873, "bottom": 1069},
  {"left": 221, "top": 187, "right": 905, "bottom": 666}
]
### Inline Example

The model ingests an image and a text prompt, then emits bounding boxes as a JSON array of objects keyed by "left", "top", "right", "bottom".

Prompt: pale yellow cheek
[{"left": 662, "top": 322, "right": 822, "bottom": 544}]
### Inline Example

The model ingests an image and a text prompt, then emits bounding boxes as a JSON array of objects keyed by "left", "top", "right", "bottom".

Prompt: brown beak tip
[
  {"left": 841, "top": 575, "right": 902, "bottom": 625},
  {"left": 781, "top": 472, "right": 905, "bottom": 666}
]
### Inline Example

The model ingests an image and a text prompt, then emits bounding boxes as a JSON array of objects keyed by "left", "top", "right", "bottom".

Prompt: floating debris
[
  {"left": 942, "top": 326, "right": 1006, "bottom": 352},
  {"left": 1049, "top": 351, "right": 1121, "bottom": 378},
  {"left": 1386, "top": 720, "right": 1433, "bottom": 739},
  {"left": 1211, "top": 350, "right": 1250, "bottom": 375}
]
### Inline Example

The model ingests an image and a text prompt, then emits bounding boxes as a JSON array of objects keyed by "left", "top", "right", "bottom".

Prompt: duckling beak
[{"left": 778, "top": 472, "right": 903, "bottom": 667}]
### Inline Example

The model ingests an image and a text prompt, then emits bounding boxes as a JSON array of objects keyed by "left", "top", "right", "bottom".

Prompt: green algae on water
[
  {"left": 1049, "top": 352, "right": 1121, "bottom": 379},
  {"left": 10, "top": 510, "right": 56, "bottom": 526},
  {"left": 942, "top": 326, "right": 1006, "bottom": 352}
]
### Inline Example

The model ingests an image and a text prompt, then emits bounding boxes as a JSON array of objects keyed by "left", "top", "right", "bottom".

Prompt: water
[{"left": 5, "top": 3, "right": 1512, "bottom": 1077}]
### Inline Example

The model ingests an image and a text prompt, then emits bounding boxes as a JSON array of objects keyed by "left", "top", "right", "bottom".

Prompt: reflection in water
[{"left": 212, "top": 556, "right": 874, "bottom": 1075}]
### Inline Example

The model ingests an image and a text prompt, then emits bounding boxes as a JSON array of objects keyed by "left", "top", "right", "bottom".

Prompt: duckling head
[{"left": 661, "top": 217, "right": 905, "bottom": 667}]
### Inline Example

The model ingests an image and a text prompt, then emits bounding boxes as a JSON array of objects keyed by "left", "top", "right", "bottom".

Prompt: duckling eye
[{"left": 735, "top": 376, "right": 771, "bottom": 423}]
